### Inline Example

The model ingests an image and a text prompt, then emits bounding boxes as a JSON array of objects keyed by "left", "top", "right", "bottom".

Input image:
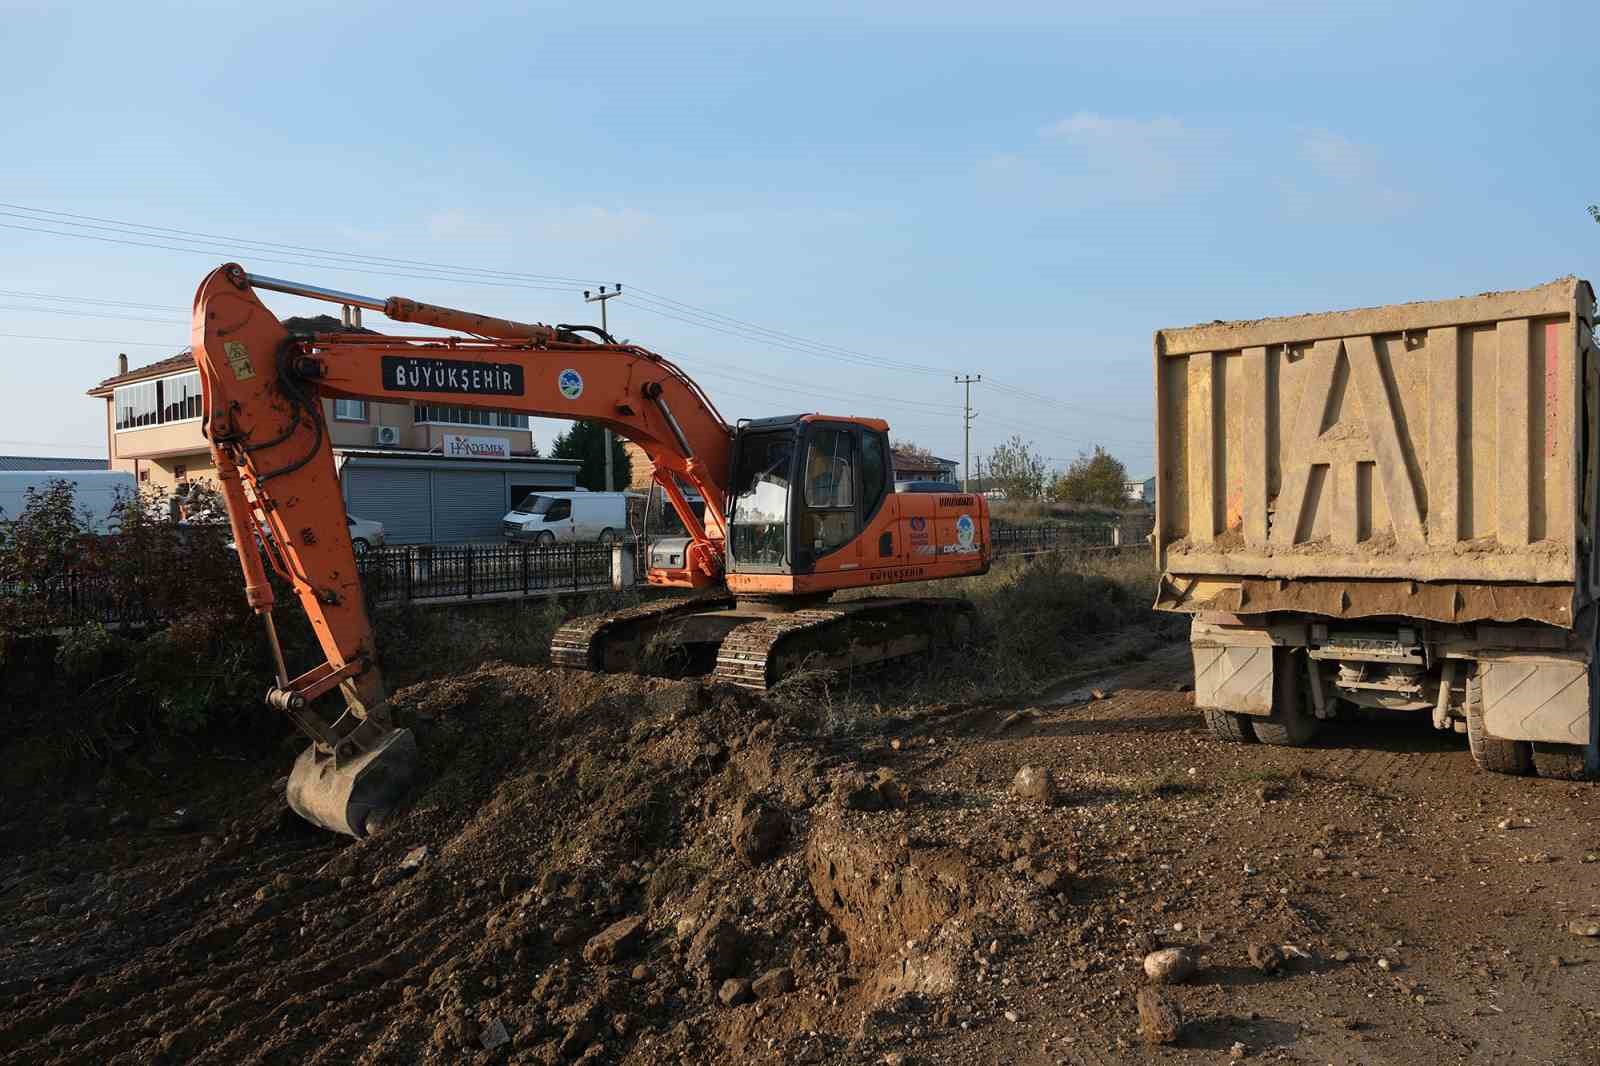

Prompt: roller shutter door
[
  {"left": 432, "top": 470, "right": 507, "bottom": 542},
  {"left": 344, "top": 467, "right": 432, "bottom": 543}
]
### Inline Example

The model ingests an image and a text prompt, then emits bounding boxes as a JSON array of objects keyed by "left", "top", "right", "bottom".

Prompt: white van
[
  {"left": 0, "top": 471, "right": 135, "bottom": 534},
  {"left": 502, "top": 491, "right": 642, "bottom": 545}
]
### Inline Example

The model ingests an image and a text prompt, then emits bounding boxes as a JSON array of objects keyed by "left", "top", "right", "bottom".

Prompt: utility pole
[
  {"left": 583, "top": 284, "right": 623, "bottom": 491},
  {"left": 955, "top": 374, "right": 981, "bottom": 492}
]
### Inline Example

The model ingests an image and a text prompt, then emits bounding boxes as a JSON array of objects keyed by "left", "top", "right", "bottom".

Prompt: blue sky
[{"left": 2, "top": 1, "right": 1597, "bottom": 478}]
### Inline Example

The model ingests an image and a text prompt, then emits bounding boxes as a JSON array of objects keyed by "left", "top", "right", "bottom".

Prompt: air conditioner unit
[{"left": 373, "top": 426, "right": 400, "bottom": 446}]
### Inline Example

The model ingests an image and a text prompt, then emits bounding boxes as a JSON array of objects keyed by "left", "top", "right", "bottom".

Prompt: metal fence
[
  {"left": 5, "top": 518, "right": 1152, "bottom": 628},
  {"left": 357, "top": 540, "right": 619, "bottom": 604},
  {"left": 989, "top": 516, "right": 1152, "bottom": 557},
  {"left": 0, "top": 572, "right": 193, "bottom": 629}
]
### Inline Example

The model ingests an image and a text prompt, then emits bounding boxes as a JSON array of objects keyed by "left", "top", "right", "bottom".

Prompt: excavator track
[
  {"left": 712, "top": 597, "right": 977, "bottom": 692},
  {"left": 551, "top": 591, "right": 736, "bottom": 672}
]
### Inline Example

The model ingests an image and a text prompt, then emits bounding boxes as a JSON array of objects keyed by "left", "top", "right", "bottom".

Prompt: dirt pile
[{"left": 0, "top": 663, "right": 1065, "bottom": 1065}]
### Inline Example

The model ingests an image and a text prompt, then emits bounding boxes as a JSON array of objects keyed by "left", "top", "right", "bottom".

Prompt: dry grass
[{"left": 804, "top": 550, "right": 1182, "bottom": 717}]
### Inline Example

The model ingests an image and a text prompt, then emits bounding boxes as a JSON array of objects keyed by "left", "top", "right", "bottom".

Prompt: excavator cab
[{"left": 727, "top": 415, "right": 892, "bottom": 576}]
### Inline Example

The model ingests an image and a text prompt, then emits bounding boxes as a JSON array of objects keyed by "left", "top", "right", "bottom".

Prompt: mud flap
[
  {"left": 286, "top": 727, "right": 417, "bottom": 838},
  {"left": 1191, "top": 618, "right": 1283, "bottom": 716},
  {"left": 1478, "top": 658, "right": 1593, "bottom": 746}
]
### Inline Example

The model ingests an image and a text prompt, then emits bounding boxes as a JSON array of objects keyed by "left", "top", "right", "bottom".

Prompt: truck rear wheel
[
  {"left": 1252, "top": 648, "right": 1321, "bottom": 747},
  {"left": 1203, "top": 706, "right": 1257, "bottom": 743},
  {"left": 1465, "top": 672, "right": 1531, "bottom": 775}
]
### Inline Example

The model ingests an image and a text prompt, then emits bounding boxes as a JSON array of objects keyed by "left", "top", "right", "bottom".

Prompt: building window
[
  {"left": 334, "top": 399, "right": 367, "bottom": 421},
  {"left": 115, "top": 370, "right": 202, "bottom": 431},
  {"left": 412, "top": 404, "right": 530, "bottom": 429}
]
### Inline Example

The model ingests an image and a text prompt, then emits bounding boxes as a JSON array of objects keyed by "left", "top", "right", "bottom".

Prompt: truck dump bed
[{"left": 1155, "top": 277, "right": 1598, "bottom": 627}]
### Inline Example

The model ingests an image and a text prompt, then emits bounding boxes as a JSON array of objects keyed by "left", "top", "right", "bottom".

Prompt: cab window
[
  {"left": 731, "top": 431, "right": 794, "bottom": 567},
  {"left": 545, "top": 499, "right": 571, "bottom": 522},
  {"left": 860, "top": 432, "right": 887, "bottom": 518},
  {"left": 802, "top": 427, "right": 858, "bottom": 554}
]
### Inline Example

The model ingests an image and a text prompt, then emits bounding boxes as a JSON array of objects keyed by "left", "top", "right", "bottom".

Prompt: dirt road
[
  {"left": 2, "top": 643, "right": 1598, "bottom": 1065},
  {"left": 885, "top": 644, "right": 1600, "bottom": 1065}
]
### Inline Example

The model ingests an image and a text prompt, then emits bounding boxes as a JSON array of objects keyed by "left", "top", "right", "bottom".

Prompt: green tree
[
  {"left": 0, "top": 479, "right": 91, "bottom": 588},
  {"left": 1049, "top": 446, "right": 1129, "bottom": 507},
  {"left": 890, "top": 438, "right": 937, "bottom": 461},
  {"left": 985, "top": 434, "right": 1048, "bottom": 500},
  {"left": 551, "top": 421, "right": 632, "bottom": 491}
]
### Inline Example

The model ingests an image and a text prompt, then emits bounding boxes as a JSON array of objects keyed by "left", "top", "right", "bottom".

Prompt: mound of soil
[{"left": 0, "top": 664, "right": 1069, "bottom": 1065}]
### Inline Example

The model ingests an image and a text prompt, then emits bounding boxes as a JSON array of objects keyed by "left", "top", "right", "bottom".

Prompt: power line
[
  {"left": 0, "top": 331, "right": 179, "bottom": 348},
  {"left": 0, "top": 203, "right": 1118, "bottom": 404},
  {"left": 0, "top": 219, "right": 582, "bottom": 296},
  {"left": 1, "top": 201, "right": 1154, "bottom": 428},
  {"left": 0, "top": 438, "right": 106, "bottom": 453},
  {"left": 0, "top": 288, "right": 182, "bottom": 312},
  {"left": 0, "top": 203, "right": 949, "bottom": 375},
  {"left": 0, "top": 203, "right": 600, "bottom": 286},
  {"left": 0, "top": 304, "right": 186, "bottom": 325}
]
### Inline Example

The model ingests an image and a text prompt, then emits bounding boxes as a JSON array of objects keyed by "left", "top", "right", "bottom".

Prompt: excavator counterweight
[{"left": 193, "top": 264, "right": 990, "bottom": 836}]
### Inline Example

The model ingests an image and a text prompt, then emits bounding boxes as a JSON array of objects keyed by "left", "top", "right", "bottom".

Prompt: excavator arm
[{"left": 192, "top": 263, "right": 735, "bottom": 835}]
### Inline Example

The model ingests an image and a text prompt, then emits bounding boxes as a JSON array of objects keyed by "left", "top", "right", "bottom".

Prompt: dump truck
[{"left": 1154, "top": 277, "right": 1599, "bottom": 779}]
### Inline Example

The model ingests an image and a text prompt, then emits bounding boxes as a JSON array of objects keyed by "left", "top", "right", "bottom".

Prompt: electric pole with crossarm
[
  {"left": 583, "top": 284, "right": 624, "bottom": 491},
  {"left": 955, "top": 374, "right": 980, "bottom": 492}
]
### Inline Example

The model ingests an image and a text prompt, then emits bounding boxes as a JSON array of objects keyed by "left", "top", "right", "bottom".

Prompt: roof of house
[
  {"left": 0, "top": 455, "right": 109, "bottom": 472},
  {"left": 86, "top": 315, "right": 365, "bottom": 394},
  {"left": 88, "top": 350, "right": 194, "bottom": 394}
]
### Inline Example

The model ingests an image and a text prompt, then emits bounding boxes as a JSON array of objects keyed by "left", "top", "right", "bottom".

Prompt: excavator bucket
[{"left": 285, "top": 727, "right": 417, "bottom": 837}]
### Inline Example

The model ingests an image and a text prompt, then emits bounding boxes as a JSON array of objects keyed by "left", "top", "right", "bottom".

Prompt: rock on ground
[
  {"left": 1143, "top": 947, "right": 1196, "bottom": 984},
  {"left": 1137, "top": 987, "right": 1183, "bottom": 1044},
  {"left": 752, "top": 966, "right": 795, "bottom": 999},
  {"left": 1010, "top": 764, "right": 1056, "bottom": 805},
  {"left": 1249, "top": 943, "right": 1285, "bottom": 975},
  {"left": 717, "top": 977, "right": 753, "bottom": 1007},
  {"left": 732, "top": 797, "right": 788, "bottom": 865},
  {"left": 582, "top": 915, "right": 646, "bottom": 964}
]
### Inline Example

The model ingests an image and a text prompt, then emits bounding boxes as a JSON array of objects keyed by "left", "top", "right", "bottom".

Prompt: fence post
[
  {"left": 1113, "top": 524, "right": 1122, "bottom": 548},
  {"left": 404, "top": 547, "right": 413, "bottom": 602},
  {"left": 465, "top": 544, "right": 474, "bottom": 599}
]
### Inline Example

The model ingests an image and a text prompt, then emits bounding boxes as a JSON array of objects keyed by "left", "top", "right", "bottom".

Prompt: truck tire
[
  {"left": 1530, "top": 742, "right": 1595, "bottom": 781},
  {"left": 1252, "top": 648, "right": 1320, "bottom": 747},
  {"left": 1203, "top": 706, "right": 1257, "bottom": 743},
  {"left": 1464, "top": 672, "right": 1531, "bottom": 775}
]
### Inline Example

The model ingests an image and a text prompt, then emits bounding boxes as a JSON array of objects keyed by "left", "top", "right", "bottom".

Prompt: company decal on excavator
[
  {"left": 908, "top": 514, "right": 931, "bottom": 553},
  {"left": 867, "top": 565, "right": 927, "bottom": 582},
  {"left": 381, "top": 356, "right": 524, "bottom": 395},
  {"left": 223, "top": 341, "right": 255, "bottom": 381}
]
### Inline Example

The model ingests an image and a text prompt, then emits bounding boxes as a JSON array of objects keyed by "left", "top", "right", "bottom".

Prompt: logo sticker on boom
[
  {"left": 956, "top": 513, "right": 976, "bottom": 548},
  {"left": 223, "top": 341, "right": 255, "bottom": 381},
  {"left": 558, "top": 369, "right": 584, "bottom": 400}
]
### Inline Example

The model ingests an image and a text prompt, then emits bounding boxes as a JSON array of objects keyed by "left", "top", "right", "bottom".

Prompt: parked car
[
  {"left": 346, "top": 514, "right": 385, "bottom": 552},
  {"left": 502, "top": 491, "right": 641, "bottom": 545}
]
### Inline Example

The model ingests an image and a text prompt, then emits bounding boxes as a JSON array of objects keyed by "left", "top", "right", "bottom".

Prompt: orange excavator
[{"left": 192, "top": 263, "right": 989, "bottom": 836}]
